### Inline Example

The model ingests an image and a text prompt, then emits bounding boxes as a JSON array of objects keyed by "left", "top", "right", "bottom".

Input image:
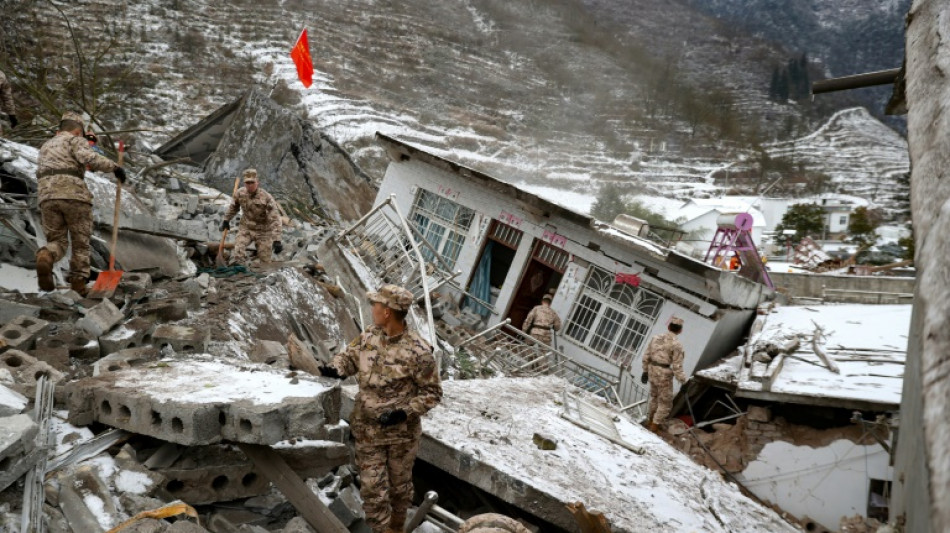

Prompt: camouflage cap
[
  {"left": 367, "top": 284, "right": 414, "bottom": 312},
  {"left": 243, "top": 168, "right": 258, "bottom": 182},
  {"left": 61, "top": 111, "right": 85, "bottom": 127},
  {"left": 670, "top": 316, "right": 684, "bottom": 327},
  {"left": 541, "top": 293, "right": 553, "bottom": 302}
]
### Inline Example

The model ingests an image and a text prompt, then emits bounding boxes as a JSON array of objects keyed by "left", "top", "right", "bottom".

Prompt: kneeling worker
[{"left": 220, "top": 168, "right": 283, "bottom": 264}]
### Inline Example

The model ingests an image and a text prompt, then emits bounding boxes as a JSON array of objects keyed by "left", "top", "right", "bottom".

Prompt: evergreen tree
[
  {"left": 847, "top": 206, "right": 879, "bottom": 249},
  {"left": 775, "top": 203, "right": 825, "bottom": 242},
  {"left": 777, "top": 70, "right": 789, "bottom": 101},
  {"left": 769, "top": 67, "right": 781, "bottom": 101},
  {"left": 591, "top": 183, "right": 629, "bottom": 222}
]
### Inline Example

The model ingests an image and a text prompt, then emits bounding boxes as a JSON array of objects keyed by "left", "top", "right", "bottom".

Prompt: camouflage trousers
[
  {"left": 231, "top": 227, "right": 272, "bottom": 264},
  {"left": 355, "top": 437, "right": 419, "bottom": 533},
  {"left": 39, "top": 199, "right": 93, "bottom": 280},
  {"left": 647, "top": 367, "right": 674, "bottom": 425}
]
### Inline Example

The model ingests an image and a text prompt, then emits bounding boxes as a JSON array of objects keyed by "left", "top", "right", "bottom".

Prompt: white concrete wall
[
  {"left": 376, "top": 157, "right": 760, "bottom": 399},
  {"left": 739, "top": 439, "right": 892, "bottom": 530}
]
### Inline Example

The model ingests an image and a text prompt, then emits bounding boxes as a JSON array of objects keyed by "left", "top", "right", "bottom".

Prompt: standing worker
[
  {"left": 34, "top": 112, "right": 126, "bottom": 295},
  {"left": 0, "top": 69, "right": 17, "bottom": 135},
  {"left": 522, "top": 292, "right": 561, "bottom": 346},
  {"left": 320, "top": 284, "right": 442, "bottom": 533},
  {"left": 640, "top": 317, "right": 687, "bottom": 433},
  {"left": 220, "top": 169, "right": 283, "bottom": 264}
]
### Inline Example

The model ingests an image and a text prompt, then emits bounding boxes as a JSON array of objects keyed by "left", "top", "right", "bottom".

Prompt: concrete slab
[
  {"left": 93, "top": 346, "right": 160, "bottom": 376},
  {"left": 0, "top": 315, "right": 49, "bottom": 351},
  {"left": 99, "top": 317, "right": 153, "bottom": 355},
  {"left": 77, "top": 298, "right": 124, "bottom": 337},
  {"left": 155, "top": 446, "right": 270, "bottom": 505},
  {"left": 67, "top": 359, "right": 341, "bottom": 445},
  {"left": 0, "top": 383, "right": 28, "bottom": 416},
  {"left": 152, "top": 324, "right": 209, "bottom": 352},
  {"left": 0, "top": 299, "right": 41, "bottom": 324},
  {"left": 36, "top": 325, "right": 100, "bottom": 360}
]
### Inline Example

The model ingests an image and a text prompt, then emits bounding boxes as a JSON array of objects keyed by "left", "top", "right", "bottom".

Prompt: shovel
[
  {"left": 88, "top": 141, "right": 126, "bottom": 299},
  {"left": 215, "top": 174, "right": 242, "bottom": 267}
]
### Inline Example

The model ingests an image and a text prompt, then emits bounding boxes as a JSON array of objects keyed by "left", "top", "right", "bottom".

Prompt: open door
[
  {"left": 506, "top": 240, "right": 569, "bottom": 330},
  {"left": 464, "top": 220, "right": 522, "bottom": 316}
]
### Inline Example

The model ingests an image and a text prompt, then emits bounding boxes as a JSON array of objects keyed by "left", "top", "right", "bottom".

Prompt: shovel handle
[
  {"left": 216, "top": 174, "right": 243, "bottom": 262},
  {"left": 107, "top": 142, "right": 125, "bottom": 271}
]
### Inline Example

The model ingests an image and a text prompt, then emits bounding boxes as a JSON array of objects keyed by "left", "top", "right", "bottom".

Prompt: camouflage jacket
[
  {"left": 523, "top": 305, "right": 561, "bottom": 334},
  {"left": 0, "top": 70, "right": 13, "bottom": 116},
  {"left": 37, "top": 132, "right": 117, "bottom": 205},
  {"left": 225, "top": 187, "right": 282, "bottom": 238},
  {"left": 642, "top": 332, "right": 687, "bottom": 383},
  {"left": 331, "top": 325, "right": 442, "bottom": 445}
]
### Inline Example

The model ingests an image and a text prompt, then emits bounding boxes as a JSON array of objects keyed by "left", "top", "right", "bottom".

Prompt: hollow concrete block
[
  {"left": 36, "top": 325, "right": 100, "bottom": 360},
  {"left": 136, "top": 298, "right": 188, "bottom": 324},
  {"left": 77, "top": 298, "right": 123, "bottom": 337},
  {"left": 151, "top": 324, "right": 209, "bottom": 353},
  {"left": 93, "top": 346, "right": 160, "bottom": 376},
  {"left": 99, "top": 317, "right": 153, "bottom": 355},
  {"left": 0, "top": 315, "right": 49, "bottom": 351}
]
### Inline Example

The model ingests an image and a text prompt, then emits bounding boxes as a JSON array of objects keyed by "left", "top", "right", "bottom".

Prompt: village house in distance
[{"left": 373, "top": 133, "right": 774, "bottom": 405}]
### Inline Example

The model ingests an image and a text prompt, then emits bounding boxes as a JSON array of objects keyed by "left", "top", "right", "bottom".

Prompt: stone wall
[{"left": 768, "top": 272, "right": 914, "bottom": 303}]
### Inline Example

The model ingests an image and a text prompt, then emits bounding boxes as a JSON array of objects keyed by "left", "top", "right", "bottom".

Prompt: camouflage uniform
[
  {"left": 330, "top": 286, "right": 442, "bottom": 533},
  {"left": 0, "top": 70, "right": 15, "bottom": 135},
  {"left": 36, "top": 126, "right": 117, "bottom": 282},
  {"left": 224, "top": 180, "right": 282, "bottom": 264},
  {"left": 641, "top": 324, "right": 687, "bottom": 425},
  {"left": 522, "top": 303, "right": 561, "bottom": 346}
]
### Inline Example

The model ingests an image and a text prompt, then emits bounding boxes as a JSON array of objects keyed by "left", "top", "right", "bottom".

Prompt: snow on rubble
[{"left": 423, "top": 376, "right": 798, "bottom": 532}]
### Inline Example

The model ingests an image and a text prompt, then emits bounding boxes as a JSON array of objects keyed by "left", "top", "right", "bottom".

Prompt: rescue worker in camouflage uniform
[
  {"left": 220, "top": 169, "right": 283, "bottom": 264},
  {"left": 0, "top": 69, "right": 18, "bottom": 136},
  {"left": 34, "top": 112, "right": 126, "bottom": 295},
  {"left": 320, "top": 284, "right": 442, "bottom": 533},
  {"left": 641, "top": 317, "right": 687, "bottom": 433},
  {"left": 522, "top": 292, "right": 561, "bottom": 346}
]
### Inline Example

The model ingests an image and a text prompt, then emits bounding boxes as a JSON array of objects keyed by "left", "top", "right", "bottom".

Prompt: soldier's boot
[
  {"left": 69, "top": 276, "right": 88, "bottom": 297},
  {"left": 386, "top": 511, "right": 407, "bottom": 533},
  {"left": 35, "top": 248, "right": 55, "bottom": 291},
  {"left": 648, "top": 421, "right": 660, "bottom": 434}
]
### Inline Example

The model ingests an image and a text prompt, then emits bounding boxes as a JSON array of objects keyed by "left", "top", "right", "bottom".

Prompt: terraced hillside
[{"left": 2, "top": 0, "right": 909, "bottom": 217}]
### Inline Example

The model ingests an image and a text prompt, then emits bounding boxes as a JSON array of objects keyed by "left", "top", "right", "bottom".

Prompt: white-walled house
[
  {"left": 375, "top": 134, "right": 774, "bottom": 404},
  {"left": 675, "top": 198, "right": 767, "bottom": 256}
]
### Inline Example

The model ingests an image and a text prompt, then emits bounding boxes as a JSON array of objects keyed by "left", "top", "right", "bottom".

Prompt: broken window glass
[{"left": 409, "top": 188, "right": 475, "bottom": 269}]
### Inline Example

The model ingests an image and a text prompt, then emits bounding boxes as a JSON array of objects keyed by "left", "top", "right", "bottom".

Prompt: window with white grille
[
  {"left": 564, "top": 265, "right": 664, "bottom": 365},
  {"left": 409, "top": 189, "right": 475, "bottom": 269}
]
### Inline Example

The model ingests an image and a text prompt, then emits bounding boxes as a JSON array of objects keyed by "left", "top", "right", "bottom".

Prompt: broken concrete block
[
  {"left": 272, "top": 440, "right": 349, "bottom": 479},
  {"left": 747, "top": 405, "right": 772, "bottom": 423},
  {"left": 115, "top": 447, "right": 165, "bottom": 496},
  {"left": 77, "top": 298, "right": 123, "bottom": 337},
  {"left": 156, "top": 446, "right": 270, "bottom": 505},
  {"left": 118, "top": 494, "right": 168, "bottom": 519},
  {"left": 118, "top": 272, "right": 153, "bottom": 293},
  {"left": 99, "top": 317, "right": 153, "bottom": 355},
  {"left": 0, "top": 383, "right": 28, "bottom": 416},
  {"left": 35, "top": 324, "right": 100, "bottom": 360},
  {"left": 0, "top": 298, "right": 41, "bottom": 324},
  {"left": 93, "top": 346, "right": 160, "bottom": 376},
  {"left": 58, "top": 466, "right": 120, "bottom": 532},
  {"left": 136, "top": 297, "right": 189, "bottom": 323},
  {"left": 533, "top": 433, "right": 558, "bottom": 451},
  {"left": 328, "top": 484, "right": 364, "bottom": 526},
  {"left": 207, "top": 509, "right": 270, "bottom": 532},
  {"left": 249, "top": 340, "right": 289, "bottom": 367},
  {"left": 119, "top": 517, "right": 168, "bottom": 533},
  {"left": 151, "top": 324, "right": 209, "bottom": 352},
  {"left": 166, "top": 521, "right": 211, "bottom": 533},
  {"left": 44, "top": 503, "right": 71, "bottom": 533},
  {"left": 0, "top": 413, "right": 38, "bottom": 462},
  {"left": 0, "top": 315, "right": 50, "bottom": 351},
  {"left": 0, "top": 349, "right": 64, "bottom": 396},
  {"left": 68, "top": 360, "right": 339, "bottom": 445},
  {"left": 281, "top": 516, "right": 317, "bottom": 533}
]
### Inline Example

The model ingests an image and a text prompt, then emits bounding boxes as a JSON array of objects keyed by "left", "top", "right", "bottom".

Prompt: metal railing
[
  {"left": 337, "top": 195, "right": 458, "bottom": 360},
  {"left": 459, "top": 322, "right": 643, "bottom": 408}
]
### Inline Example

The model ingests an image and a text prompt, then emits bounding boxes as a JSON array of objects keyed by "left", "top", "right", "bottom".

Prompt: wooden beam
[{"left": 237, "top": 443, "right": 348, "bottom": 533}]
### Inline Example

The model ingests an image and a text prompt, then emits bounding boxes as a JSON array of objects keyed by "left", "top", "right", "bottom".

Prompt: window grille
[
  {"left": 533, "top": 241, "right": 569, "bottom": 273},
  {"left": 408, "top": 189, "right": 475, "bottom": 268},
  {"left": 488, "top": 221, "right": 523, "bottom": 250},
  {"left": 564, "top": 265, "right": 664, "bottom": 364}
]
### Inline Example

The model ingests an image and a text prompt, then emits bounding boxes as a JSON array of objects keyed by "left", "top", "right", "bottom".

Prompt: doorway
[
  {"left": 464, "top": 220, "right": 522, "bottom": 316},
  {"left": 506, "top": 240, "right": 569, "bottom": 330}
]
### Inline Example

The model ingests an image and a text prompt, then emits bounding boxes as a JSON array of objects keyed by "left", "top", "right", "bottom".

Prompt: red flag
[{"left": 290, "top": 28, "right": 313, "bottom": 88}]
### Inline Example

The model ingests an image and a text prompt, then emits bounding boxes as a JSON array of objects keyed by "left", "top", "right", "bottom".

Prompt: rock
[
  {"left": 747, "top": 405, "right": 772, "bottom": 423},
  {"left": 281, "top": 516, "right": 316, "bottom": 533},
  {"left": 532, "top": 432, "right": 557, "bottom": 451}
]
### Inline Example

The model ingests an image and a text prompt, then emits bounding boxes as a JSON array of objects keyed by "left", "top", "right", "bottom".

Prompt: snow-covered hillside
[{"left": 3, "top": 0, "right": 910, "bottom": 221}]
